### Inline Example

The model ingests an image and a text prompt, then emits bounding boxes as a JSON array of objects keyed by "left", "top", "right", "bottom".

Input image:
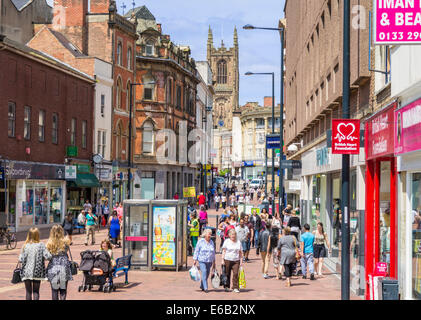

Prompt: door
[{"left": 125, "top": 205, "right": 149, "bottom": 266}]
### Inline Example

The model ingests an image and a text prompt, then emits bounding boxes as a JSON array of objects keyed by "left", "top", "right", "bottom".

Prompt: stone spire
[
  {"left": 234, "top": 26, "right": 238, "bottom": 47},
  {"left": 207, "top": 25, "right": 213, "bottom": 61}
]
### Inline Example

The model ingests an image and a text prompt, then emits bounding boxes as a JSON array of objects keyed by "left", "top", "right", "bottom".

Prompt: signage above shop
[
  {"left": 242, "top": 161, "right": 255, "bottom": 167},
  {"left": 395, "top": 98, "right": 421, "bottom": 155},
  {"left": 366, "top": 102, "right": 396, "bottom": 160},
  {"left": 6, "top": 161, "right": 66, "bottom": 180},
  {"left": 280, "top": 160, "right": 302, "bottom": 169},
  {"left": 374, "top": 0, "right": 421, "bottom": 45},
  {"left": 332, "top": 119, "right": 361, "bottom": 154}
]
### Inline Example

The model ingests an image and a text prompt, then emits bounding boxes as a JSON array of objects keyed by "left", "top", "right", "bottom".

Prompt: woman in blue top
[
  {"left": 108, "top": 210, "right": 121, "bottom": 246},
  {"left": 193, "top": 229, "right": 216, "bottom": 292}
]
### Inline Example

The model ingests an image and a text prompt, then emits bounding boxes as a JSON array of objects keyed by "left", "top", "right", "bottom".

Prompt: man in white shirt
[
  {"left": 214, "top": 194, "right": 221, "bottom": 212},
  {"left": 235, "top": 218, "right": 250, "bottom": 262}
]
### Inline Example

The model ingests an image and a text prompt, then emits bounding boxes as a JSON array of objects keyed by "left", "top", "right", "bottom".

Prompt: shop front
[
  {"left": 4, "top": 161, "right": 66, "bottom": 231},
  {"left": 395, "top": 97, "right": 421, "bottom": 300},
  {"left": 95, "top": 164, "right": 113, "bottom": 210},
  {"left": 364, "top": 102, "right": 398, "bottom": 299}
]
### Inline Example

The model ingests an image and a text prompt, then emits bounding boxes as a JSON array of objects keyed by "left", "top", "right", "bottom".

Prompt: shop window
[
  {"left": 379, "top": 161, "right": 391, "bottom": 265},
  {"left": 411, "top": 173, "right": 421, "bottom": 299}
]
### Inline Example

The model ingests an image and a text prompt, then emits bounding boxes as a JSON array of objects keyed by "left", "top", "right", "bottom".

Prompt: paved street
[{"left": 0, "top": 208, "right": 361, "bottom": 300}]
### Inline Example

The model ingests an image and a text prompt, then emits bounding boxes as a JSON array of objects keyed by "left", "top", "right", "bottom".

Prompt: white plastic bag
[
  {"left": 189, "top": 265, "right": 201, "bottom": 282},
  {"left": 211, "top": 270, "right": 220, "bottom": 289}
]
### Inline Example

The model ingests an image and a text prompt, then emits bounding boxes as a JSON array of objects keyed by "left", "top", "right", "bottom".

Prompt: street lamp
[
  {"left": 128, "top": 81, "right": 155, "bottom": 200},
  {"left": 243, "top": 24, "right": 285, "bottom": 216},
  {"left": 245, "top": 71, "right": 275, "bottom": 217}
]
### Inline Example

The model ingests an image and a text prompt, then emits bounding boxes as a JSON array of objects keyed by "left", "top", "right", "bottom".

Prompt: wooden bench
[
  {"left": 112, "top": 254, "right": 132, "bottom": 285},
  {"left": 73, "top": 218, "right": 85, "bottom": 234}
]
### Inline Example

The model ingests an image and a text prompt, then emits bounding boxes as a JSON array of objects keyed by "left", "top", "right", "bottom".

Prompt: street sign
[
  {"left": 280, "top": 160, "right": 302, "bottom": 169},
  {"left": 374, "top": 0, "right": 421, "bottom": 45},
  {"left": 65, "top": 165, "right": 77, "bottom": 180},
  {"left": 266, "top": 134, "right": 281, "bottom": 149},
  {"left": 332, "top": 119, "right": 361, "bottom": 154}
]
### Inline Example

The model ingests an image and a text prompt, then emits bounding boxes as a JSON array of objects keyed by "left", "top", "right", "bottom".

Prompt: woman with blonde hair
[
  {"left": 18, "top": 228, "right": 51, "bottom": 300},
  {"left": 46, "top": 225, "right": 73, "bottom": 300},
  {"left": 193, "top": 229, "right": 216, "bottom": 292}
]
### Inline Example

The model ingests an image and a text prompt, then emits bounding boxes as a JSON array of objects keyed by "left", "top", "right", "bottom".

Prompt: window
[
  {"left": 38, "top": 110, "right": 45, "bottom": 142},
  {"left": 166, "top": 78, "right": 173, "bottom": 104},
  {"left": 24, "top": 106, "right": 31, "bottom": 140},
  {"left": 145, "top": 40, "right": 154, "bottom": 56},
  {"left": 117, "top": 42, "right": 122, "bottom": 66},
  {"left": 115, "top": 123, "right": 123, "bottom": 159},
  {"left": 97, "top": 130, "right": 106, "bottom": 156},
  {"left": 101, "top": 94, "right": 105, "bottom": 117},
  {"left": 52, "top": 113, "right": 58, "bottom": 144},
  {"left": 82, "top": 120, "right": 87, "bottom": 149},
  {"left": 143, "top": 121, "right": 154, "bottom": 154},
  {"left": 176, "top": 85, "right": 182, "bottom": 109},
  {"left": 116, "top": 78, "right": 122, "bottom": 109},
  {"left": 256, "top": 118, "right": 265, "bottom": 129},
  {"left": 217, "top": 60, "right": 227, "bottom": 84},
  {"left": 144, "top": 88, "right": 153, "bottom": 100},
  {"left": 8, "top": 102, "right": 15, "bottom": 137},
  {"left": 71, "top": 118, "right": 76, "bottom": 145},
  {"left": 127, "top": 47, "right": 132, "bottom": 70},
  {"left": 126, "top": 81, "right": 131, "bottom": 110}
]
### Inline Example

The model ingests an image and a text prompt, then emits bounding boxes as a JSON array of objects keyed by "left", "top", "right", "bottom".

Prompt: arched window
[
  {"left": 116, "top": 77, "right": 122, "bottom": 109},
  {"left": 115, "top": 122, "right": 123, "bottom": 160},
  {"left": 127, "top": 47, "right": 132, "bottom": 70},
  {"left": 126, "top": 81, "right": 131, "bottom": 111},
  {"left": 166, "top": 78, "right": 173, "bottom": 104},
  {"left": 145, "top": 40, "right": 154, "bottom": 56},
  {"left": 117, "top": 42, "right": 123, "bottom": 66},
  {"left": 217, "top": 60, "right": 227, "bottom": 84},
  {"left": 143, "top": 121, "right": 154, "bottom": 154}
]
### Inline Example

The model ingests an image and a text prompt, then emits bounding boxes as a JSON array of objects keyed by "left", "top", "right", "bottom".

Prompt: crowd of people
[{"left": 189, "top": 181, "right": 333, "bottom": 292}]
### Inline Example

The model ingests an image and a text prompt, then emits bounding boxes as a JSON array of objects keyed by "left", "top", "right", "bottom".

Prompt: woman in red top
[{"left": 198, "top": 192, "right": 206, "bottom": 206}]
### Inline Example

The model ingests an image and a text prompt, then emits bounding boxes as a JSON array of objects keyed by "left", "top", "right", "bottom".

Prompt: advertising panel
[
  {"left": 374, "top": 0, "right": 421, "bottom": 44},
  {"left": 395, "top": 98, "right": 421, "bottom": 154},
  {"left": 332, "top": 119, "right": 361, "bottom": 154},
  {"left": 152, "top": 206, "right": 176, "bottom": 266}
]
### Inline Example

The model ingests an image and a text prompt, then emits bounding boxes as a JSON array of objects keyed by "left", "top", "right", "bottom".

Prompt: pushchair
[{"left": 78, "top": 250, "right": 116, "bottom": 293}]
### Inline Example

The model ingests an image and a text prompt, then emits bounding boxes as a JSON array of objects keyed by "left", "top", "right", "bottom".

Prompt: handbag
[
  {"left": 211, "top": 270, "right": 220, "bottom": 289},
  {"left": 11, "top": 262, "right": 22, "bottom": 284},
  {"left": 67, "top": 247, "right": 79, "bottom": 276},
  {"left": 220, "top": 264, "right": 228, "bottom": 287},
  {"left": 293, "top": 238, "right": 301, "bottom": 260}
]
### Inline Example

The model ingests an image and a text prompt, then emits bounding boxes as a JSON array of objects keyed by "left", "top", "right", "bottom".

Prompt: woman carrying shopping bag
[
  {"left": 221, "top": 229, "right": 243, "bottom": 293},
  {"left": 192, "top": 229, "right": 216, "bottom": 293},
  {"left": 46, "top": 225, "right": 73, "bottom": 300},
  {"left": 18, "top": 228, "right": 52, "bottom": 300}
]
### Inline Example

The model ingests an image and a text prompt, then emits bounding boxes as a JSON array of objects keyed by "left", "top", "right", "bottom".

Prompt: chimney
[
  {"left": 264, "top": 96, "right": 273, "bottom": 107},
  {"left": 157, "top": 23, "right": 162, "bottom": 33}
]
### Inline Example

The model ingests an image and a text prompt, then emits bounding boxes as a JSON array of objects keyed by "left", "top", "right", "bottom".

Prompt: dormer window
[{"left": 145, "top": 40, "right": 154, "bottom": 56}]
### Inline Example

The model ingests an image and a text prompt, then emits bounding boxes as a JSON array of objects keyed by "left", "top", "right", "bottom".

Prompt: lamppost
[
  {"left": 128, "top": 81, "right": 155, "bottom": 200},
  {"left": 245, "top": 71, "right": 275, "bottom": 216},
  {"left": 243, "top": 24, "right": 285, "bottom": 215}
]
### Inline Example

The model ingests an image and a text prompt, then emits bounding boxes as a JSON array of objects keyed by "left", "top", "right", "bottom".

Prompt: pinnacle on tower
[
  {"left": 208, "top": 26, "right": 213, "bottom": 45},
  {"left": 234, "top": 26, "right": 238, "bottom": 46}
]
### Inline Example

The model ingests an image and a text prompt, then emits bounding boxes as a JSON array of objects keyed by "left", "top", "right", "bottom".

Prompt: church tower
[{"left": 207, "top": 26, "right": 239, "bottom": 130}]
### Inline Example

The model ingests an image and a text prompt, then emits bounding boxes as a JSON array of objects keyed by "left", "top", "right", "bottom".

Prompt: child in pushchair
[{"left": 78, "top": 244, "right": 116, "bottom": 293}]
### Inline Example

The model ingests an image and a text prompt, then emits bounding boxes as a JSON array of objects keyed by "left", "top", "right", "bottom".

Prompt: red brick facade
[{"left": 0, "top": 38, "right": 94, "bottom": 164}]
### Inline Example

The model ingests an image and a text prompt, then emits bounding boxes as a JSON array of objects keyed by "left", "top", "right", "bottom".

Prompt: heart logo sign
[
  {"left": 335, "top": 123, "right": 357, "bottom": 143},
  {"left": 331, "top": 119, "right": 360, "bottom": 155}
]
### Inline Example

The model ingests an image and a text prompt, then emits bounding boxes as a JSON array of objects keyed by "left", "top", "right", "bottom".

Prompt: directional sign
[
  {"left": 280, "top": 160, "right": 302, "bottom": 169},
  {"left": 266, "top": 134, "right": 281, "bottom": 149}
]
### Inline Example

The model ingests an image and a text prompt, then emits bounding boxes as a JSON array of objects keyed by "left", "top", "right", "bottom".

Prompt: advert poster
[
  {"left": 152, "top": 206, "right": 176, "bottom": 266},
  {"left": 375, "top": 0, "right": 421, "bottom": 44},
  {"left": 395, "top": 98, "right": 421, "bottom": 154},
  {"left": 331, "top": 119, "right": 360, "bottom": 154}
]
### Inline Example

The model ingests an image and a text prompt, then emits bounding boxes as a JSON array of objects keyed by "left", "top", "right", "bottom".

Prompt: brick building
[
  {"left": 38, "top": 0, "right": 137, "bottom": 205},
  {"left": 0, "top": 35, "right": 95, "bottom": 231},
  {"left": 124, "top": 6, "right": 200, "bottom": 200},
  {"left": 284, "top": 0, "right": 372, "bottom": 296}
]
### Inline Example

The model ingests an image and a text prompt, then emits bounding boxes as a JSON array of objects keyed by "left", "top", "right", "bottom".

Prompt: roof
[
  {"left": 1, "top": 36, "right": 94, "bottom": 82},
  {"left": 125, "top": 5, "right": 155, "bottom": 21},
  {"left": 10, "top": 0, "right": 33, "bottom": 11},
  {"left": 49, "top": 29, "right": 86, "bottom": 57}
]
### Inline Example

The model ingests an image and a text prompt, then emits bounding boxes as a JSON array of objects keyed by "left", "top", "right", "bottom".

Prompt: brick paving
[{"left": 0, "top": 207, "right": 361, "bottom": 300}]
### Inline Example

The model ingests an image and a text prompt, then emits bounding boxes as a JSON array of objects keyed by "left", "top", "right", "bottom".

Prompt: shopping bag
[
  {"left": 211, "top": 270, "right": 220, "bottom": 289},
  {"left": 238, "top": 266, "right": 246, "bottom": 289},
  {"left": 11, "top": 262, "right": 22, "bottom": 284},
  {"left": 189, "top": 266, "right": 201, "bottom": 282}
]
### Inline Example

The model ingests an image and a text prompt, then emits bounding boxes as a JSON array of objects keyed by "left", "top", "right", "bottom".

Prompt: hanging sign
[
  {"left": 374, "top": 0, "right": 421, "bottom": 44},
  {"left": 331, "top": 119, "right": 361, "bottom": 154}
]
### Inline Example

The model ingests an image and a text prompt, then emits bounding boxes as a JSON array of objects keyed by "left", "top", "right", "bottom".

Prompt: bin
[{"left": 378, "top": 278, "right": 399, "bottom": 300}]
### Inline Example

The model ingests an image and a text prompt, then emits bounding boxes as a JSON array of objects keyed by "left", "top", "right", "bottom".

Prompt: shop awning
[{"left": 68, "top": 173, "right": 100, "bottom": 188}]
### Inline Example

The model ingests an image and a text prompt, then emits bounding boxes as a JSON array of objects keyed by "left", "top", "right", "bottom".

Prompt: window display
[
  {"left": 380, "top": 161, "right": 391, "bottom": 266},
  {"left": 412, "top": 173, "right": 421, "bottom": 299},
  {"left": 34, "top": 182, "right": 48, "bottom": 225}
]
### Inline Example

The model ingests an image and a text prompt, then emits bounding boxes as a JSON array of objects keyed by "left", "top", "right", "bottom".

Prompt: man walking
[
  {"left": 250, "top": 210, "right": 262, "bottom": 249},
  {"left": 244, "top": 215, "right": 254, "bottom": 262},
  {"left": 300, "top": 224, "right": 316, "bottom": 280},
  {"left": 235, "top": 218, "right": 250, "bottom": 263},
  {"left": 83, "top": 199, "right": 92, "bottom": 214}
]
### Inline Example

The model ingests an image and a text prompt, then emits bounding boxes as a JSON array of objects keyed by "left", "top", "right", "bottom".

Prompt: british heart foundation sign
[{"left": 332, "top": 119, "right": 361, "bottom": 154}]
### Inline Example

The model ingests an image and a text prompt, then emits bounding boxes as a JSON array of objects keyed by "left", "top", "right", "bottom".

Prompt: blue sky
[{"left": 115, "top": 0, "right": 285, "bottom": 106}]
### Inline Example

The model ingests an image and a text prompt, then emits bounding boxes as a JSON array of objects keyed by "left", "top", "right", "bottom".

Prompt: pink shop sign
[
  {"left": 395, "top": 98, "right": 421, "bottom": 154},
  {"left": 374, "top": 0, "right": 421, "bottom": 44}
]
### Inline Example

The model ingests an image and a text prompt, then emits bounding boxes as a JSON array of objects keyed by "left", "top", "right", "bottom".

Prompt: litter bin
[
  {"left": 205, "top": 226, "right": 217, "bottom": 249},
  {"left": 378, "top": 278, "right": 399, "bottom": 300}
]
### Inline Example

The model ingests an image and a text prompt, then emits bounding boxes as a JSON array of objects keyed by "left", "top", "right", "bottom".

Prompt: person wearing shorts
[
  {"left": 313, "top": 222, "right": 331, "bottom": 277},
  {"left": 235, "top": 218, "right": 249, "bottom": 263}
]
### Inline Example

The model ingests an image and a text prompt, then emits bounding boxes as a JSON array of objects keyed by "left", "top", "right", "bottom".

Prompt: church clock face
[{"left": 218, "top": 119, "right": 225, "bottom": 127}]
